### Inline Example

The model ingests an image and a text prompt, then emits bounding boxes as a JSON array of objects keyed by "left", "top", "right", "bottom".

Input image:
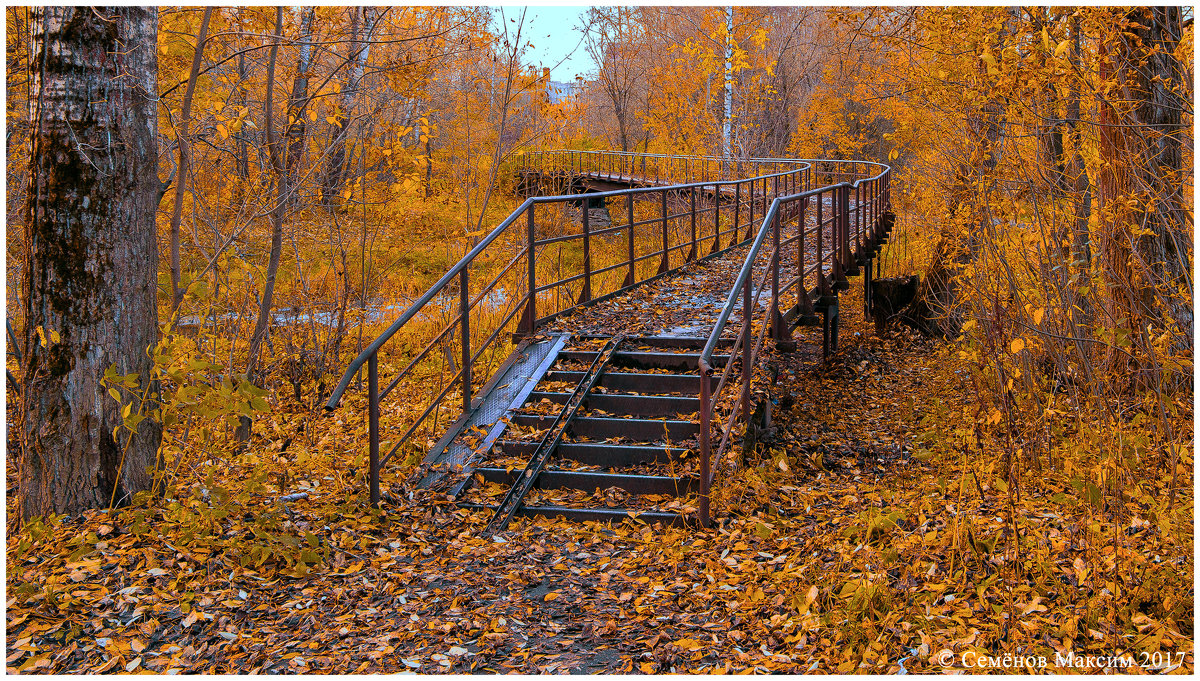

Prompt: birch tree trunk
[
  {"left": 321, "top": 6, "right": 375, "bottom": 210},
  {"left": 20, "top": 6, "right": 161, "bottom": 519},
  {"left": 285, "top": 6, "right": 315, "bottom": 201}
]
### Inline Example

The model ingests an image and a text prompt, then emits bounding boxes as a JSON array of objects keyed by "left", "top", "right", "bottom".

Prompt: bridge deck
[{"left": 571, "top": 170, "right": 767, "bottom": 196}]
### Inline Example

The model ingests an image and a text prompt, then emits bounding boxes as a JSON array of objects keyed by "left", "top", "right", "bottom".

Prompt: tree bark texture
[
  {"left": 237, "top": 6, "right": 286, "bottom": 442},
  {"left": 1097, "top": 7, "right": 1192, "bottom": 356},
  {"left": 321, "top": 6, "right": 374, "bottom": 210},
  {"left": 21, "top": 6, "right": 162, "bottom": 519}
]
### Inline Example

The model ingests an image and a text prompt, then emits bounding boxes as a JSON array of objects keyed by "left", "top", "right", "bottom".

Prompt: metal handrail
[
  {"left": 698, "top": 160, "right": 891, "bottom": 369},
  {"left": 324, "top": 196, "right": 536, "bottom": 411},
  {"left": 324, "top": 150, "right": 819, "bottom": 506},
  {"left": 326, "top": 152, "right": 815, "bottom": 410},
  {"left": 694, "top": 159, "right": 892, "bottom": 524}
]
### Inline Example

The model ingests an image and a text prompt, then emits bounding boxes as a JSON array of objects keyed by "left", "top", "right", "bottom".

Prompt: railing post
[
  {"left": 868, "top": 179, "right": 878, "bottom": 245},
  {"left": 520, "top": 204, "right": 537, "bottom": 334},
  {"left": 368, "top": 354, "right": 380, "bottom": 507},
  {"left": 747, "top": 179, "right": 754, "bottom": 245},
  {"left": 658, "top": 189, "right": 669, "bottom": 274},
  {"left": 461, "top": 267, "right": 470, "bottom": 413},
  {"left": 798, "top": 197, "right": 812, "bottom": 315},
  {"left": 688, "top": 188, "right": 697, "bottom": 262},
  {"left": 817, "top": 189, "right": 826, "bottom": 294},
  {"left": 741, "top": 273, "right": 751, "bottom": 423},
  {"left": 710, "top": 183, "right": 721, "bottom": 254},
  {"left": 831, "top": 187, "right": 842, "bottom": 283},
  {"left": 872, "top": 180, "right": 878, "bottom": 240},
  {"left": 734, "top": 182, "right": 741, "bottom": 242},
  {"left": 854, "top": 183, "right": 861, "bottom": 256},
  {"left": 582, "top": 198, "right": 592, "bottom": 302},
  {"left": 699, "top": 366, "right": 711, "bottom": 527},
  {"left": 623, "top": 193, "right": 635, "bottom": 287},
  {"left": 858, "top": 183, "right": 865, "bottom": 254},
  {"left": 770, "top": 207, "right": 787, "bottom": 342},
  {"left": 842, "top": 184, "right": 853, "bottom": 273}
]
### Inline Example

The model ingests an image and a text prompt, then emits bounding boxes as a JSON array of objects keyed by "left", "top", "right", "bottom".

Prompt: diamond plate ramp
[{"left": 416, "top": 333, "right": 570, "bottom": 491}]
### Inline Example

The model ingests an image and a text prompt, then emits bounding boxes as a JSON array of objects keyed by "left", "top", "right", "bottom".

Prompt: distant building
[{"left": 546, "top": 79, "right": 582, "bottom": 104}]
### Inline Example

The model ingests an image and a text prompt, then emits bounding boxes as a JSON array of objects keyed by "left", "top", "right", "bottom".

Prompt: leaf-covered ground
[{"left": 6, "top": 278, "right": 1194, "bottom": 674}]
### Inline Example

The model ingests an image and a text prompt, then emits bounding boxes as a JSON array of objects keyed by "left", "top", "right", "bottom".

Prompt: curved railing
[
  {"left": 325, "top": 150, "right": 820, "bottom": 504},
  {"left": 520, "top": 149, "right": 815, "bottom": 186},
  {"left": 694, "top": 160, "right": 892, "bottom": 523}
]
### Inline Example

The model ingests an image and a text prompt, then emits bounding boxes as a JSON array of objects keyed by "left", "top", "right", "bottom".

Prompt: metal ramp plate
[{"left": 416, "top": 333, "right": 570, "bottom": 490}]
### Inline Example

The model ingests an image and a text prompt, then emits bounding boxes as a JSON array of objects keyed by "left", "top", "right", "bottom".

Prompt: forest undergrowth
[{"left": 6, "top": 284, "right": 1192, "bottom": 674}]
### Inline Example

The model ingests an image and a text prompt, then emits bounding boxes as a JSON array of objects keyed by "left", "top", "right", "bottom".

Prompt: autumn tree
[
  {"left": 20, "top": 7, "right": 162, "bottom": 519},
  {"left": 583, "top": 6, "right": 648, "bottom": 152}
]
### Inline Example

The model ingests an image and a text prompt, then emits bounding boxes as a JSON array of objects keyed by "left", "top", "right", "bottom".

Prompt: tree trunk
[
  {"left": 285, "top": 7, "right": 315, "bottom": 202},
  {"left": 321, "top": 7, "right": 374, "bottom": 210},
  {"left": 237, "top": 6, "right": 286, "bottom": 442},
  {"left": 168, "top": 7, "right": 212, "bottom": 314},
  {"left": 1123, "top": 8, "right": 1192, "bottom": 350},
  {"left": 1065, "top": 14, "right": 1094, "bottom": 342},
  {"left": 1096, "top": 7, "right": 1193, "bottom": 371},
  {"left": 21, "top": 6, "right": 162, "bottom": 519}
]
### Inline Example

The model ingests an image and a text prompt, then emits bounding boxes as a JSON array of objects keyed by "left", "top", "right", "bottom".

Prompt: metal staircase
[{"left": 436, "top": 335, "right": 732, "bottom": 529}]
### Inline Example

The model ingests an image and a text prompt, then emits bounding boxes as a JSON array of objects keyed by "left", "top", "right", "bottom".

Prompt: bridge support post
[
  {"left": 822, "top": 297, "right": 840, "bottom": 359},
  {"left": 864, "top": 256, "right": 872, "bottom": 316}
]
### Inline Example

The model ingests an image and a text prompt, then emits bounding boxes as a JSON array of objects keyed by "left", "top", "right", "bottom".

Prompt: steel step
[
  {"left": 543, "top": 370, "right": 717, "bottom": 395},
  {"left": 606, "top": 335, "right": 735, "bottom": 350},
  {"left": 473, "top": 467, "right": 698, "bottom": 495},
  {"left": 492, "top": 440, "right": 691, "bottom": 466},
  {"left": 512, "top": 414, "right": 699, "bottom": 440},
  {"left": 526, "top": 391, "right": 700, "bottom": 417},
  {"left": 458, "top": 502, "right": 689, "bottom": 526},
  {"left": 558, "top": 350, "right": 728, "bottom": 371}
]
